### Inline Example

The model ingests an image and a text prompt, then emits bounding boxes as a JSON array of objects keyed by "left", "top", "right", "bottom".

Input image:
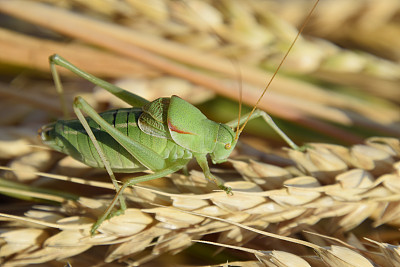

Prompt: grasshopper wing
[{"left": 138, "top": 97, "right": 172, "bottom": 139}]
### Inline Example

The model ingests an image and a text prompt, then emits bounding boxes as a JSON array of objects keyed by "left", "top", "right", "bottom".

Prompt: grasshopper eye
[{"left": 225, "top": 143, "right": 231, "bottom": 150}]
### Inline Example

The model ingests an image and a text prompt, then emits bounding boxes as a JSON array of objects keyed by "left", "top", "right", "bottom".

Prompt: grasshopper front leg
[
  {"left": 226, "top": 109, "right": 302, "bottom": 151},
  {"left": 194, "top": 153, "right": 232, "bottom": 195}
]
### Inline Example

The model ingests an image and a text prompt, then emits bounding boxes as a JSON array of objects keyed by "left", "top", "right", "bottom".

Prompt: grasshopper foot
[
  {"left": 219, "top": 184, "right": 233, "bottom": 196},
  {"left": 90, "top": 207, "right": 126, "bottom": 236},
  {"left": 90, "top": 220, "right": 102, "bottom": 236},
  {"left": 296, "top": 144, "right": 312, "bottom": 152}
]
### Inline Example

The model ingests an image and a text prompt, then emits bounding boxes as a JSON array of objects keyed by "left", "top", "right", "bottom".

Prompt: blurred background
[
  {"left": 0, "top": 0, "right": 399, "bottom": 266},
  {"left": 0, "top": 0, "right": 398, "bottom": 148}
]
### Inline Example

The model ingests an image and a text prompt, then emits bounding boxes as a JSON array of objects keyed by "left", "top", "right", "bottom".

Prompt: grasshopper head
[
  {"left": 210, "top": 124, "right": 237, "bottom": 164},
  {"left": 38, "top": 122, "right": 64, "bottom": 153}
]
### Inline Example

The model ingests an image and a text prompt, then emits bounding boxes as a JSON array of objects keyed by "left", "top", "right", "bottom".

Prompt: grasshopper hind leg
[
  {"left": 90, "top": 162, "right": 187, "bottom": 235},
  {"left": 72, "top": 99, "right": 128, "bottom": 231},
  {"left": 71, "top": 96, "right": 191, "bottom": 235},
  {"left": 49, "top": 54, "right": 128, "bottom": 231}
]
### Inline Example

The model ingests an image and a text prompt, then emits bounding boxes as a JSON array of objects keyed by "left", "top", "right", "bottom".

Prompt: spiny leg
[
  {"left": 49, "top": 55, "right": 71, "bottom": 119},
  {"left": 90, "top": 162, "right": 186, "bottom": 235},
  {"left": 73, "top": 102, "right": 127, "bottom": 214},
  {"left": 49, "top": 55, "right": 128, "bottom": 216},
  {"left": 226, "top": 109, "right": 301, "bottom": 151},
  {"left": 74, "top": 96, "right": 167, "bottom": 171},
  {"left": 72, "top": 96, "right": 191, "bottom": 234},
  {"left": 194, "top": 153, "right": 232, "bottom": 195},
  {"left": 49, "top": 54, "right": 169, "bottom": 221},
  {"left": 49, "top": 54, "right": 149, "bottom": 108}
]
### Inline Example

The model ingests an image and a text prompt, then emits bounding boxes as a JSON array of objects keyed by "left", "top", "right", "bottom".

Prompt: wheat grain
[{"left": 0, "top": 137, "right": 399, "bottom": 265}]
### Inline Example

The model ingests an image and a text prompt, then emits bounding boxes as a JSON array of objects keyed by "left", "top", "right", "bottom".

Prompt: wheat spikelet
[
  {"left": 0, "top": 137, "right": 399, "bottom": 266},
  {"left": 273, "top": 0, "right": 400, "bottom": 62}
]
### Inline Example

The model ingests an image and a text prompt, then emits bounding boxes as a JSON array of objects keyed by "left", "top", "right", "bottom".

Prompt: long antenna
[
  {"left": 237, "top": 0, "right": 319, "bottom": 136},
  {"left": 234, "top": 62, "right": 243, "bottom": 140},
  {"left": 175, "top": 0, "right": 244, "bottom": 140}
]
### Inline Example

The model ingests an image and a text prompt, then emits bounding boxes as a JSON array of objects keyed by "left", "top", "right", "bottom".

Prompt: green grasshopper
[
  {"left": 39, "top": 1, "right": 317, "bottom": 234},
  {"left": 40, "top": 55, "right": 299, "bottom": 234}
]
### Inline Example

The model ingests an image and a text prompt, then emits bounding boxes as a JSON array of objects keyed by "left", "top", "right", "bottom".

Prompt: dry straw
[
  {"left": 0, "top": 0, "right": 399, "bottom": 266},
  {"left": 0, "top": 137, "right": 399, "bottom": 266}
]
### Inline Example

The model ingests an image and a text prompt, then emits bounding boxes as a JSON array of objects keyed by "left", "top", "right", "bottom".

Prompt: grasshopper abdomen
[{"left": 40, "top": 107, "right": 190, "bottom": 173}]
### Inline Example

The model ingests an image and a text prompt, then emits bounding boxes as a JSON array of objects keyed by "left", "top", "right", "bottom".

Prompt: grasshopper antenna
[
  {"left": 237, "top": 0, "right": 319, "bottom": 136},
  {"left": 174, "top": 0, "right": 244, "bottom": 140},
  {"left": 234, "top": 63, "right": 243, "bottom": 141}
]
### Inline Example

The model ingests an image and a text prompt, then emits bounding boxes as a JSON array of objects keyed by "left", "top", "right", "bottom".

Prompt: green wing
[{"left": 138, "top": 97, "right": 171, "bottom": 139}]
